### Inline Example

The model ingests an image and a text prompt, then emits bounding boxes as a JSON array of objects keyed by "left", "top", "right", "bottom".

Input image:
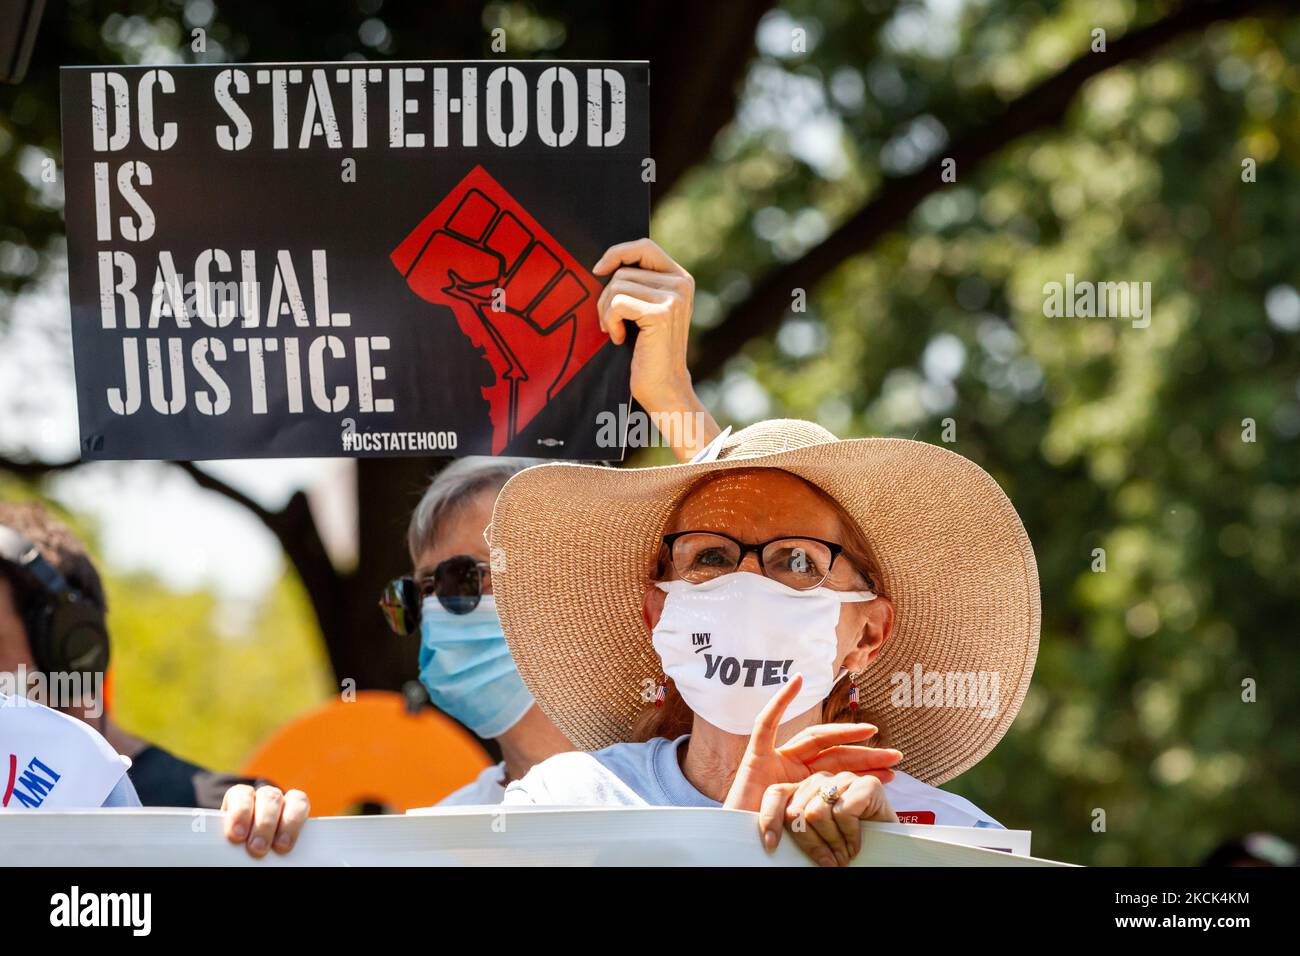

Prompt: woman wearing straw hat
[{"left": 490, "top": 420, "right": 1040, "bottom": 866}]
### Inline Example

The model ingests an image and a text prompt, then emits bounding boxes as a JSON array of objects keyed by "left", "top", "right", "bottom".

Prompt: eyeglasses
[
  {"left": 378, "top": 554, "right": 491, "bottom": 635},
  {"left": 661, "top": 531, "right": 869, "bottom": 592}
]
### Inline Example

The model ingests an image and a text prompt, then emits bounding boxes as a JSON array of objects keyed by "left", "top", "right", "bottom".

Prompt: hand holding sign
[
  {"left": 759, "top": 768, "right": 899, "bottom": 867},
  {"left": 722, "top": 674, "right": 902, "bottom": 863},
  {"left": 594, "top": 238, "right": 695, "bottom": 409},
  {"left": 594, "top": 237, "right": 720, "bottom": 461},
  {"left": 221, "top": 782, "right": 311, "bottom": 858}
]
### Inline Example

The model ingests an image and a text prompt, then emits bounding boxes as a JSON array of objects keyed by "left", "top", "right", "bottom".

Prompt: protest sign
[
  {"left": 59, "top": 61, "right": 649, "bottom": 460},
  {"left": 0, "top": 808, "right": 1061, "bottom": 866}
]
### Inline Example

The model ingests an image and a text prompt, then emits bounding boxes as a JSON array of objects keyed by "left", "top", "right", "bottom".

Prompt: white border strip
[{"left": 0, "top": 807, "right": 1070, "bottom": 866}]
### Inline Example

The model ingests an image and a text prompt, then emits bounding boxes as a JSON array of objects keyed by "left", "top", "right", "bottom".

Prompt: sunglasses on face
[{"left": 378, "top": 554, "right": 492, "bottom": 635}]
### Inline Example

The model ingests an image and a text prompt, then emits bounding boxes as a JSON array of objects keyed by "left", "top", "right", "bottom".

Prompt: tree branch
[
  {"left": 1, "top": 453, "right": 348, "bottom": 674},
  {"left": 173, "top": 462, "right": 333, "bottom": 597},
  {"left": 692, "top": 0, "right": 1282, "bottom": 382},
  {"left": 173, "top": 460, "right": 279, "bottom": 530},
  {"left": 632, "top": 0, "right": 777, "bottom": 197},
  {"left": 0, "top": 454, "right": 80, "bottom": 480},
  {"left": 173, "top": 462, "right": 346, "bottom": 673}
]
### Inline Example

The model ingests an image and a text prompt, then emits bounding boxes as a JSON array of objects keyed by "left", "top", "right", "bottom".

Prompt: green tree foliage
[
  {"left": 105, "top": 568, "right": 333, "bottom": 773},
  {"left": 653, "top": 3, "right": 1300, "bottom": 865}
]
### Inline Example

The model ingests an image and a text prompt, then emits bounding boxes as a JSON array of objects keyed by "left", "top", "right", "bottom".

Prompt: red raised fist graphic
[{"left": 391, "top": 166, "right": 607, "bottom": 454}]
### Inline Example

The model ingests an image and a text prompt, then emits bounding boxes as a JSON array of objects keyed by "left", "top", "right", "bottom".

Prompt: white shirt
[
  {"left": 504, "top": 734, "right": 1002, "bottom": 828},
  {"left": 0, "top": 693, "right": 137, "bottom": 809},
  {"left": 102, "top": 775, "right": 143, "bottom": 807},
  {"left": 437, "top": 760, "right": 508, "bottom": 806}
]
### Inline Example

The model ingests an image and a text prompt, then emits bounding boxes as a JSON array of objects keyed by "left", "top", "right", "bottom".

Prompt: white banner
[{"left": 0, "top": 807, "right": 1070, "bottom": 866}]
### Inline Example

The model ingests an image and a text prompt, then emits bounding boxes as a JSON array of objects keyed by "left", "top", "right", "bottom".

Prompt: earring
[
  {"left": 848, "top": 674, "right": 860, "bottom": 712},
  {"left": 654, "top": 684, "right": 667, "bottom": 708}
]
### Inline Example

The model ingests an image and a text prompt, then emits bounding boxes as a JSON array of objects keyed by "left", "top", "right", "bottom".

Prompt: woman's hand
[
  {"left": 220, "top": 783, "right": 309, "bottom": 859},
  {"left": 593, "top": 238, "right": 720, "bottom": 461},
  {"left": 759, "top": 770, "right": 898, "bottom": 867},
  {"left": 723, "top": 673, "right": 902, "bottom": 813},
  {"left": 593, "top": 238, "right": 694, "bottom": 409}
]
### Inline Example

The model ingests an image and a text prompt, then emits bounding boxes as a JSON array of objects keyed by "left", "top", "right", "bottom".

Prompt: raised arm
[{"left": 594, "top": 238, "right": 722, "bottom": 462}]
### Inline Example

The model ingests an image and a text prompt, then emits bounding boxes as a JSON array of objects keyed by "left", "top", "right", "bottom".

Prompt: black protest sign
[{"left": 59, "top": 62, "right": 648, "bottom": 460}]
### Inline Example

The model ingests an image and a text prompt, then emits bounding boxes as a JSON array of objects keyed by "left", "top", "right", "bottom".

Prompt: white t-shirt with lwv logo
[{"left": 0, "top": 693, "right": 140, "bottom": 809}]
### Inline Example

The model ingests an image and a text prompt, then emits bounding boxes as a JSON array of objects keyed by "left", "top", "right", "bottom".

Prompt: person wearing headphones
[{"left": 0, "top": 500, "right": 307, "bottom": 858}]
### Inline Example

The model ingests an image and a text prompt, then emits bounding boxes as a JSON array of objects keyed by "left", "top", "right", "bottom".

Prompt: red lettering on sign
[{"left": 896, "top": 811, "right": 936, "bottom": 825}]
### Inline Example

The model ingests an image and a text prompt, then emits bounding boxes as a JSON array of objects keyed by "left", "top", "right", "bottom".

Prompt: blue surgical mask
[{"left": 417, "top": 595, "right": 533, "bottom": 739}]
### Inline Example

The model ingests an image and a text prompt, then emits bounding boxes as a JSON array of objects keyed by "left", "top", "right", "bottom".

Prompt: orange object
[{"left": 242, "top": 691, "right": 492, "bottom": 815}]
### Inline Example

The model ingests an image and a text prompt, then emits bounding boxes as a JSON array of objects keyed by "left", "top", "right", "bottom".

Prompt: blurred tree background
[
  {"left": 1, "top": 0, "right": 1298, "bottom": 865},
  {"left": 0, "top": 477, "right": 333, "bottom": 770}
]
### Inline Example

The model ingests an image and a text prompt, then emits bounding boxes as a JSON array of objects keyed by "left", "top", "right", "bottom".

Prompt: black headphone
[{"left": 0, "top": 524, "right": 110, "bottom": 676}]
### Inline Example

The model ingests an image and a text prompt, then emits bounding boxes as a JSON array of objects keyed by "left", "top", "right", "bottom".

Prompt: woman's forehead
[{"left": 670, "top": 469, "right": 843, "bottom": 538}]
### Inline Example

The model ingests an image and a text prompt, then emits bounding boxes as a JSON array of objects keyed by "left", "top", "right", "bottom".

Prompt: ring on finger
[{"left": 818, "top": 783, "right": 841, "bottom": 806}]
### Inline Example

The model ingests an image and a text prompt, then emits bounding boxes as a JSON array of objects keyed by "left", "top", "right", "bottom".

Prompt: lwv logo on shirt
[
  {"left": 2, "top": 753, "right": 62, "bottom": 808},
  {"left": 49, "top": 886, "right": 152, "bottom": 937}
]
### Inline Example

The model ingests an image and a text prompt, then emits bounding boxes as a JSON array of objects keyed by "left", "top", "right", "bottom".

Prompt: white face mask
[{"left": 651, "top": 572, "right": 876, "bottom": 735}]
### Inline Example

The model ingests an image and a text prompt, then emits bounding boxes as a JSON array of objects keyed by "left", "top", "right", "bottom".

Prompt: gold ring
[{"left": 819, "top": 783, "right": 841, "bottom": 806}]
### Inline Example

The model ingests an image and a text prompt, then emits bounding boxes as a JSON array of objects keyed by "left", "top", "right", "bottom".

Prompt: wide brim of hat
[{"left": 489, "top": 435, "right": 1040, "bottom": 786}]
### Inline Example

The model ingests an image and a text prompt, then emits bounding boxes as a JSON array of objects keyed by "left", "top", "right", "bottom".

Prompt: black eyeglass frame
[{"left": 660, "top": 530, "right": 874, "bottom": 592}]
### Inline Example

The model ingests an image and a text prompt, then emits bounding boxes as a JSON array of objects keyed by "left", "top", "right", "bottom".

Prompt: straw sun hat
[{"left": 488, "top": 419, "right": 1040, "bottom": 786}]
